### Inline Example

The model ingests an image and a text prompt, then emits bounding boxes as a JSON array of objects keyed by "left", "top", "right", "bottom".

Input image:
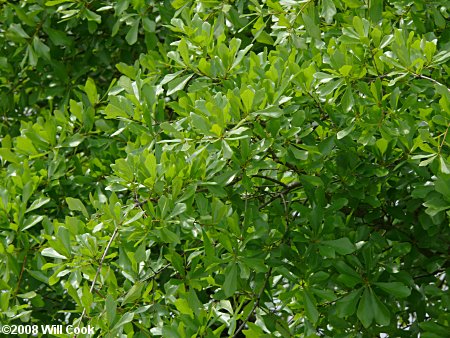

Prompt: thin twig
[
  {"left": 74, "top": 227, "right": 119, "bottom": 337},
  {"left": 267, "top": 148, "right": 302, "bottom": 175},
  {"left": 259, "top": 182, "right": 302, "bottom": 210},
  {"left": 14, "top": 255, "right": 27, "bottom": 297},
  {"left": 413, "top": 269, "right": 446, "bottom": 280},
  {"left": 438, "top": 123, "right": 450, "bottom": 154},
  {"left": 307, "top": 91, "right": 327, "bottom": 119},
  {"left": 252, "top": 174, "right": 288, "bottom": 188},
  {"left": 233, "top": 268, "right": 272, "bottom": 338},
  {"left": 414, "top": 73, "right": 450, "bottom": 93}
]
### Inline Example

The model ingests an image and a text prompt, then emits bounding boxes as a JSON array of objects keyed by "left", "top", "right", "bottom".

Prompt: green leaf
[
  {"left": 290, "top": 146, "right": 308, "bottom": 160},
  {"left": 27, "top": 270, "right": 48, "bottom": 284},
  {"left": 336, "top": 288, "right": 363, "bottom": 317},
  {"left": 84, "top": 8, "right": 101, "bottom": 23},
  {"left": 440, "top": 156, "right": 450, "bottom": 174},
  {"left": 167, "top": 74, "right": 194, "bottom": 96},
  {"left": 33, "top": 37, "right": 51, "bottom": 61},
  {"left": 374, "top": 282, "right": 411, "bottom": 298},
  {"left": 424, "top": 196, "right": 449, "bottom": 216},
  {"left": 57, "top": 226, "right": 72, "bottom": 257},
  {"left": 81, "top": 283, "right": 93, "bottom": 312},
  {"left": 26, "top": 197, "right": 51, "bottom": 213},
  {"left": 178, "top": 38, "right": 190, "bottom": 65},
  {"left": 58, "top": 134, "right": 85, "bottom": 148},
  {"left": 22, "top": 215, "right": 44, "bottom": 231},
  {"left": 352, "top": 16, "right": 366, "bottom": 37},
  {"left": 302, "top": 290, "right": 319, "bottom": 324},
  {"left": 174, "top": 298, "right": 194, "bottom": 317},
  {"left": 145, "top": 153, "right": 157, "bottom": 179},
  {"left": 41, "top": 248, "right": 68, "bottom": 260},
  {"left": 190, "top": 112, "right": 211, "bottom": 134},
  {"left": 222, "top": 140, "right": 233, "bottom": 159},
  {"left": 202, "top": 229, "right": 214, "bottom": 259},
  {"left": 27, "top": 44, "right": 38, "bottom": 67},
  {"left": 223, "top": 263, "right": 238, "bottom": 297},
  {"left": 171, "top": 0, "right": 190, "bottom": 9},
  {"left": 112, "top": 312, "right": 134, "bottom": 331},
  {"left": 0, "top": 57, "right": 12, "bottom": 73},
  {"left": 160, "top": 70, "right": 184, "bottom": 86},
  {"left": 369, "top": 0, "right": 383, "bottom": 23},
  {"left": 241, "top": 88, "right": 255, "bottom": 113},
  {"left": 187, "top": 290, "right": 202, "bottom": 317},
  {"left": 123, "top": 211, "right": 145, "bottom": 225},
  {"left": 314, "top": 72, "right": 337, "bottom": 83},
  {"left": 22, "top": 181, "right": 34, "bottom": 205},
  {"left": 302, "top": 13, "right": 321, "bottom": 39},
  {"left": 45, "top": 0, "right": 72, "bottom": 5},
  {"left": 252, "top": 106, "right": 283, "bottom": 118},
  {"left": 435, "top": 175, "right": 450, "bottom": 198},
  {"left": 342, "top": 0, "right": 361, "bottom": 8},
  {"left": 337, "top": 124, "right": 355, "bottom": 139},
  {"left": 105, "top": 294, "right": 117, "bottom": 328},
  {"left": 419, "top": 154, "right": 438, "bottom": 167},
  {"left": 66, "top": 197, "right": 89, "bottom": 218},
  {"left": 341, "top": 86, "right": 354, "bottom": 112},
  {"left": 321, "top": 0, "right": 336, "bottom": 24},
  {"left": 339, "top": 65, "right": 352, "bottom": 77},
  {"left": 85, "top": 77, "right": 98, "bottom": 106},
  {"left": 376, "top": 138, "right": 388, "bottom": 155},
  {"left": 142, "top": 17, "right": 156, "bottom": 32},
  {"left": 168, "top": 250, "right": 184, "bottom": 275},
  {"left": 0, "top": 148, "right": 19, "bottom": 163},
  {"left": 357, "top": 288, "right": 374, "bottom": 328},
  {"left": 8, "top": 23, "right": 30, "bottom": 40},
  {"left": 122, "top": 282, "right": 144, "bottom": 305},
  {"left": 318, "top": 78, "right": 344, "bottom": 96},
  {"left": 83, "top": 106, "right": 95, "bottom": 131},
  {"left": 159, "top": 227, "right": 180, "bottom": 244},
  {"left": 322, "top": 238, "right": 356, "bottom": 255},
  {"left": 45, "top": 27, "right": 71, "bottom": 46},
  {"left": 168, "top": 203, "right": 186, "bottom": 219},
  {"left": 8, "top": 4, "right": 36, "bottom": 27},
  {"left": 419, "top": 322, "right": 450, "bottom": 337},
  {"left": 372, "top": 291, "right": 390, "bottom": 326},
  {"left": 126, "top": 18, "right": 140, "bottom": 45},
  {"left": 310, "top": 205, "right": 323, "bottom": 232},
  {"left": 230, "top": 44, "right": 253, "bottom": 70}
]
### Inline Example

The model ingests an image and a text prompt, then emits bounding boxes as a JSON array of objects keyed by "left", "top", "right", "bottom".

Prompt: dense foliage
[{"left": 1, "top": 0, "right": 450, "bottom": 337}]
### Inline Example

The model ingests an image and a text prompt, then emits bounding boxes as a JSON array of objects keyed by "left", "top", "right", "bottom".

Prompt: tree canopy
[{"left": 1, "top": 0, "right": 450, "bottom": 337}]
